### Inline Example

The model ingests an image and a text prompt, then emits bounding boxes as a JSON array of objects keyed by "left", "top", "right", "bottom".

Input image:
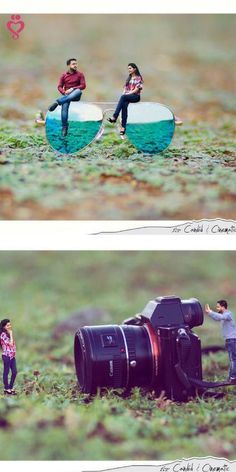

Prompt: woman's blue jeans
[
  {"left": 113, "top": 93, "right": 140, "bottom": 128},
  {"left": 225, "top": 339, "right": 236, "bottom": 378},
  {"left": 2, "top": 355, "right": 17, "bottom": 390},
  {"left": 57, "top": 89, "right": 82, "bottom": 127}
]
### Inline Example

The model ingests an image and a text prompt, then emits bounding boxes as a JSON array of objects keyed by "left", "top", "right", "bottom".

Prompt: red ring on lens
[{"left": 144, "top": 322, "right": 160, "bottom": 381}]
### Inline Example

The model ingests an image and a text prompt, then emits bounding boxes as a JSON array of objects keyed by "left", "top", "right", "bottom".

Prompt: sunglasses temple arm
[{"left": 35, "top": 110, "right": 46, "bottom": 126}]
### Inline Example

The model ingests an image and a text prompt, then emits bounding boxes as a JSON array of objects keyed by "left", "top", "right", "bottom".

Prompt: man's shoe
[
  {"left": 229, "top": 377, "right": 236, "bottom": 385},
  {"left": 62, "top": 126, "right": 68, "bottom": 137},
  {"left": 48, "top": 102, "right": 58, "bottom": 112}
]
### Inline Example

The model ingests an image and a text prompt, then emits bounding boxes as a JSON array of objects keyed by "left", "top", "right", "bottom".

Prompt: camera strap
[
  {"left": 175, "top": 329, "right": 195, "bottom": 391},
  {"left": 189, "top": 343, "right": 233, "bottom": 388},
  {"left": 175, "top": 363, "right": 233, "bottom": 391},
  {"left": 188, "top": 377, "right": 233, "bottom": 389},
  {"left": 175, "top": 332, "right": 233, "bottom": 391}
]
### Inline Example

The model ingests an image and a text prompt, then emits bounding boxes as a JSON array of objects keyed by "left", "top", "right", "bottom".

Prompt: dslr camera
[{"left": 74, "top": 295, "right": 207, "bottom": 401}]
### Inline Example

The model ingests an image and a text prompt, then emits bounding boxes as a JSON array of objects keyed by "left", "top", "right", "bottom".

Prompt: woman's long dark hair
[
  {"left": 0, "top": 319, "right": 10, "bottom": 337},
  {"left": 125, "top": 63, "right": 143, "bottom": 86}
]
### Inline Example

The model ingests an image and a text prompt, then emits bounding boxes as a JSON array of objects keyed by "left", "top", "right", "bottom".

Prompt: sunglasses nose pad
[{"left": 95, "top": 124, "right": 105, "bottom": 141}]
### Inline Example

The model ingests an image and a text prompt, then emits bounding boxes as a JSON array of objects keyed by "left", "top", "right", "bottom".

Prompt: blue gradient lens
[
  {"left": 46, "top": 102, "right": 103, "bottom": 154},
  {"left": 126, "top": 103, "right": 175, "bottom": 154}
]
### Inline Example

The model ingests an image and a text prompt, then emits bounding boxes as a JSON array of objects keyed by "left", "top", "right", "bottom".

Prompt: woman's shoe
[
  {"left": 174, "top": 116, "right": 183, "bottom": 126},
  {"left": 120, "top": 127, "right": 126, "bottom": 135},
  {"left": 10, "top": 389, "right": 17, "bottom": 395},
  {"left": 107, "top": 117, "right": 117, "bottom": 123},
  {"left": 4, "top": 389, "right": 12, "bottom": 395}
]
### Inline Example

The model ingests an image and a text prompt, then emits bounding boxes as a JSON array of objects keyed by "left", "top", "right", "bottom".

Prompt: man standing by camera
[
  {"left": 205, "top": 299, "right": 236, "bottom": 384},
  {"left": 48, "top": 58, "right": 86, "bottom": 136}
]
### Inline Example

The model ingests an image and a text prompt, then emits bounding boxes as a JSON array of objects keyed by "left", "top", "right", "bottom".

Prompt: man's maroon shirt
[{"left": 58, "top": 70, "right": 86, "bottom": 95}]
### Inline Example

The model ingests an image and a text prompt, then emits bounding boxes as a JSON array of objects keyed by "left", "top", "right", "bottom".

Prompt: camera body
[
  {"left": 150, "top": 325, "right": 202, "bottom": 400},
  {"left": 74, "top": 296, "right": 204, "bottom": 401}
]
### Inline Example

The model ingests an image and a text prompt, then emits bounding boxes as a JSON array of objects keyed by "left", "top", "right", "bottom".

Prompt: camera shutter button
[{"left": 130, "top": 360, "right": 137, "bottom": 367}]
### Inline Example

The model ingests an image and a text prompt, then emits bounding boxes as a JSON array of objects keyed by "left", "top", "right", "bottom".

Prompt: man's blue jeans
[
  {"left": 225, "top": 339, "right": 236, "bottom": 378},
  {"left": 113, "top": 93, "right": 140, "bottom": 128},
  {"left": 2, "top": 355, "right": 17, "bottom": 390},
  {"left": 57, "top": 89, "right": 82, "bottom": 127}
]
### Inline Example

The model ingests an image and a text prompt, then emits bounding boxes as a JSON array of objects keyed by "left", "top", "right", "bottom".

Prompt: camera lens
[
  {"left": 74, "top": 324, "right": 158, "bottom": 394},
  {"left": 181, "top": 298, "right": 203, "bottom": 328}
]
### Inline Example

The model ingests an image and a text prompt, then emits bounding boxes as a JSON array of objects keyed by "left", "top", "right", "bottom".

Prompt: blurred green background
[
  {"left": 0, "top": 15, "right": 235, "bottom": 219},
  {"left": 0, "top": 251, "right": 236, "bottom": 459},
  {"left": 1, "top": 15, "right": 235, "bottom": 109}
]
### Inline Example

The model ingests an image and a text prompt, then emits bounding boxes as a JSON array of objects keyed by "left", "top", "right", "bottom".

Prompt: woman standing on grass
[
  {"left": 0, "top": 319, "right": 17, "bottom": 395},
  {"left": 108, "top": 63, "right": 143, "bottom": 135}
]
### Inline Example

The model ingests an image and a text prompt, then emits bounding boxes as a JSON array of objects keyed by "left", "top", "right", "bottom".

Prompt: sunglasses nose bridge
[
  {"left": 101, "top": 108, "right": 116, "bottom": 119},
  {"left": 93, "top": 106, "right": 118, "bottom": 142},
  {"left": 91, "top": 102, "right": 117, "bottom": 118}
]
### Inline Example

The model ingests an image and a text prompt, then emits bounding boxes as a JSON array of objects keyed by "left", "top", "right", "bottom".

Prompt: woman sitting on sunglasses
[
  {"left": 108, "top": 63, "right": 143, "bottom": 135},
  {"left": 0, "top": 318, "right": 17, "bottom": 395}
]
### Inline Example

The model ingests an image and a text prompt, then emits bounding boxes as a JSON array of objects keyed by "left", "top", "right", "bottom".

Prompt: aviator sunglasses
[{"left": 45, "top": 101, "right": 181, "bottom": 155}]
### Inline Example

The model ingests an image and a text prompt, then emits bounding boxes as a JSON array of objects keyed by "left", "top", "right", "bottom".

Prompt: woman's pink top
[
  {"left": 124, "top": 76, "right": 143, "bottom": 95},
  {"left": 0, "top": 332, "right": 16, "bottom": 358}
]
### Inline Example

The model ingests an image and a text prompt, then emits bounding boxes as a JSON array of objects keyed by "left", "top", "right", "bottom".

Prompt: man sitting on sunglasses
[{"left": 48, "top": 58, "right": 86, "bottom": 137}]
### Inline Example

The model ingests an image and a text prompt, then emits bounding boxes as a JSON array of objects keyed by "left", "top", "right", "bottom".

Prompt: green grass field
[
  {"left": 0, "top": 251, "right": 236, "bottom": 460},
  {"left": 0, "top": 15, "right": 235, "bottom": 219}
]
